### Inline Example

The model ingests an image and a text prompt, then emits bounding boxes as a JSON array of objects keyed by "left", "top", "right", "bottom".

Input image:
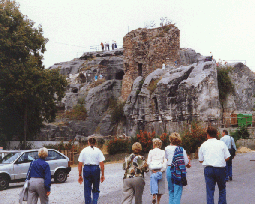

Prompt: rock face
[
  {"left": 124, "top": 61, "right": 222, "bottom": 136},
  {"left": 36, "top": 26, "right": 255, "bottom": 140}
]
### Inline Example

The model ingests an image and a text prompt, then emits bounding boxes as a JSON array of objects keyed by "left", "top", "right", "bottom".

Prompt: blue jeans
[
  {"left": 225, "top": 159, "right": 232, "bottom": 180},
  {"left": 204, "top": 166, "right": 226, "bottom": 204},
  {"left": 83, "top": 165, "right": 100, "bottom": 204},
  {"left": 166, "top": 166, "right": 183, "bottom": 204},
  {"left": 150, "top": 171, "right": 162, "bottom": 194}
]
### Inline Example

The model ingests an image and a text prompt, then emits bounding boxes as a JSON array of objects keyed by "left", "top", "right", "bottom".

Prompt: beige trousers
[
  {"left": 122, "top": 176, "right": 145, "bottom": 204},
  {"left": 27, "top": 178, "right": 49, "bottom": 204}
]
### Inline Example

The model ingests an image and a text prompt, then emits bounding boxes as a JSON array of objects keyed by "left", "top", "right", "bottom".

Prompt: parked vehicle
[{"left": 0, "top": 149, "right": 71, "bottom": 190}]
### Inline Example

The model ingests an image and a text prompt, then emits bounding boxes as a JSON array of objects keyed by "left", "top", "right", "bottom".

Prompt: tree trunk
[{"left": 24, "top": 103, "right": 28, "bottom": 149}]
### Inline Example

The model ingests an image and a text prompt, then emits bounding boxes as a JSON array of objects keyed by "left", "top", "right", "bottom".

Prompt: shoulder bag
[{"left": 19, "top": 160, "right": 33, "bottom": 203}]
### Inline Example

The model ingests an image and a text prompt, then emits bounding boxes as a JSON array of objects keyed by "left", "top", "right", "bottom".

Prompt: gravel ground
[{"left": 1, "top": 152, "right": 255, "bottom": 204}]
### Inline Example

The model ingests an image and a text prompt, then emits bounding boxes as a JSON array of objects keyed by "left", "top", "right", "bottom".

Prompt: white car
[{"left": 0, "top": 149, "right": 71, "bottom": 190}]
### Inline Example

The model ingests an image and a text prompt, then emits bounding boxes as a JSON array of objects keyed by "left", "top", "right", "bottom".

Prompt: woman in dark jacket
[{"left": 27, "top": 147, "right": 51, "bottom": 204}]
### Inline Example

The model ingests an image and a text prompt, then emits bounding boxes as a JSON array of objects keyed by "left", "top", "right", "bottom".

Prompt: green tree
[{"left": 0, "top": 0, "right": 67, "bottom": 148}]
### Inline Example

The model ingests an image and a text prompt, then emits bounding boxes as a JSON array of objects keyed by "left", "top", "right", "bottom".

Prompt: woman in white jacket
[{"left": 147, "top": 138, "right": 167, "bottom": 204}]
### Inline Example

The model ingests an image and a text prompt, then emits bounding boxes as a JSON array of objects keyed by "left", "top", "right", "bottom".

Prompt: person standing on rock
[
  {"left": 100, "top": 42, "right": 104, "bottom": 51},
  {"left": 220, "top": 130, "right": 237, "bottom": 181},
  {"left": 78, "top": 137, "right": 105, "bottom": 204},
  {"left": 198, "top": 126, "right": 230, "bottom": 204}
]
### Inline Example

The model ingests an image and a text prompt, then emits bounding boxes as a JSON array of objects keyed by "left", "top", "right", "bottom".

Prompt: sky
[{"left": 16, "top": 0, "right": 255, "bottom": 71}]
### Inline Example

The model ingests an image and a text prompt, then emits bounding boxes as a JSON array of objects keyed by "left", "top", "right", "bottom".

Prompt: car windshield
[{"left": 0, "top": 153, "right": 21, "bottom": 164}]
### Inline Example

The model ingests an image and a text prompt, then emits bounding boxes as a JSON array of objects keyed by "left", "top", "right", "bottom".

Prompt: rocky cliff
[{"left": 37, "top": 48, "right": 255, "bottom": 141}]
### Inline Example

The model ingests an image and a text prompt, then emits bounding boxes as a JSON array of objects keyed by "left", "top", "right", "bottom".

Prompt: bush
[
  {"left": 43, "top": 140, "right": 79, "bottom": 152},
  {"left": 181, "top": 122, "right": 207, "bottom": 154},
  {"left": 107, "top": 138, "right": 130, "bottom": 155},
  {"left": 147, "top": 79, "right": 160, "bottom": 94},
  {"left": 90, "top": 78, "right": 106, "bottom": 88},
  {"left": 159, "top": 132, "right": 170, "bottom": 149},
  {"left": 230, "top": 125, "right": 250, "bottom": 142},
  {"left": 109, "top": 99, "right": 126, "bottom": 124},
  {"left": 217, "top": 66, "right": 235, "bottom": 106},
  {"left": 65, "top": 104, "right": 87, "bottom": 120},
  {"left": 136, "top": 130, "right": 156, "bottom": 153}
]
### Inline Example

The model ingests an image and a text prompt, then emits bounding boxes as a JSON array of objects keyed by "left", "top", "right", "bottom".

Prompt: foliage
[
  {"left": 0, "top": 0, "right": 67, "bottom": 146},
  {"left": 97, "top": 138, "right": 105, "bottom": 149},
  {"left": 217, "top": 66, "right": 235, "bottom": 106},
  {"left": 136, "top": 130, "right": 156, "bottom": 153},
  {"left": 181, "top": 122, "right": 207, "bottom": 154},
  {"left": 106, "top": 131, "right": 169, "bottom": 155},
  {"left": 43, "top": 139, "right": 79, "bottom": 152},
  {"left": 89, "top": 78, "right": 106, "bottom": 88},
  {"left": 109, "top": 99, "right": 126, "bottom": 124},
  {"left": 230, "top": 125, "right": 250, "bottom": 142},
  {"left": 159, "top": 132, "right": 170, "bottom": 149},
  {"left": 65, "top": 104, "right": 87, "bottom": 120},
  {"left": 106, "top": 137, "right": 130, "bottom": 155},
  {"left": 147, "top": 78, "right": 160, "bottom": 94}
]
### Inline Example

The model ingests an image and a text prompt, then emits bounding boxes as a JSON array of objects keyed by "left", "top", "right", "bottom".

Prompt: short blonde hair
[
  {"left": 153, "top": 138, "right": 162, "bottom": 148},
  {"left": 38, "top": 147, "right": 48, "bottom": 159},
  {"left": 132, "top": 142, "right": 142, "bottom": 153},
  {"left": 169, "top": 132, "right": 182, "bottom": 145}
]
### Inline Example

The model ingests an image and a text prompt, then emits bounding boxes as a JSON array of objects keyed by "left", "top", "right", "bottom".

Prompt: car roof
[{"left": 0, "top": 149, "right": 56, "bottom": 153}]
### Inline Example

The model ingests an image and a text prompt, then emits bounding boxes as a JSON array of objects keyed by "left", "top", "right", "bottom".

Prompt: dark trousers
[
  {"left": 204, "top": 166, "right": 226, "bottom": 204},
  {"left": 83, "top": 165, "right": 100, "bottom": 204},
  {"left": 225, "top": 158, "right": 232, "bottom": 180}
]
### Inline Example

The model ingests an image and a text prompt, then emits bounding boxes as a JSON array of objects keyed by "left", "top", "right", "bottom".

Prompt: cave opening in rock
[
  {"left": 138, "top": 63, "right": 143, "bottom": 76},
  {"left": 116, "top": 70, "right": 124, "bottom": 80}
]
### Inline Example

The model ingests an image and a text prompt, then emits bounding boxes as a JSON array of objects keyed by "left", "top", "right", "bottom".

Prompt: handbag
[
  {"left": 229, "top": 137, "right": 236, "bottom": 158},
  {"left": 181, "top": 174, "right": 187, "bottom": 186},
  {"left": 19, "top": 160, "right": 33, "bottom": 203},
  {"left": 149, "top": 160, "right": 163, "bottom": 170},
  {"left": 19, "top": 180, "right": 29, "bottom": 203}
]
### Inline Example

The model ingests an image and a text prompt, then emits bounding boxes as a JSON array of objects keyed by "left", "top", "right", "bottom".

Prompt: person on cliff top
[
  {"left": 112, "top": 40, "right": 115, "bottom": 50},
  {"left": 78, "top": 137, "right": 105, "bottom": 204},
  {"left": 100, "top": 42, "right": 104, "bottom": 51}
]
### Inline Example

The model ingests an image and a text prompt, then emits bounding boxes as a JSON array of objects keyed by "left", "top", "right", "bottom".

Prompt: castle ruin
[{"left": 121, "top": 24, "right": 180, "bottom": 100}]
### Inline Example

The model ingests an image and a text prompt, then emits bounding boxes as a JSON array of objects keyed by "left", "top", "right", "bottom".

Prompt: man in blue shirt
[{"left": 220, "top": 130, "right": 237, "bottom": 181}]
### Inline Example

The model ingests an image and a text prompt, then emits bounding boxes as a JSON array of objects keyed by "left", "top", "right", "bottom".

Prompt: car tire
[
  {"left": 54, "top": 169, "right": 67, "bottom": 183},
  {"left": 0, "top": 175, "right": 9, "bottom": 190}
]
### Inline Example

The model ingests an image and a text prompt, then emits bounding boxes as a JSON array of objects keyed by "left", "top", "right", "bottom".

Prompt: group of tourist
[
  {"left": 122, "top": 132, "right": 191, "bottom": 204},
  {"left": 100, "top": 41, "right": 117, "bottom": 51},
  {"left": 23, "top": 126, "right": 236, "bottom": 204}
]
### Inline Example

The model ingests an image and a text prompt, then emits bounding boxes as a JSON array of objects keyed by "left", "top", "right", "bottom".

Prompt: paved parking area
[{"left": 1, "top": 152, "right": 254, "bottom": 204}]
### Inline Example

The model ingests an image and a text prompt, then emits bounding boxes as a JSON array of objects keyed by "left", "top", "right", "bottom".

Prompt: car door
[
  {"left": 13, "top": 151, "right": 37, "bottom": 180},
  {"left": 46, "top": 150, "right": 68, "bottom": 176}
]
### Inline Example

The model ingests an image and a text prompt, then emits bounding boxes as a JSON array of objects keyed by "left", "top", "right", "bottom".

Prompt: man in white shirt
[
  {"left": 78, "top": 137, "right": 105, "bottom": 204},
  {"left": 220, "top": 130, "right": 237, "bottom": 181},
  {"left": 198, "top": 126, "right": 230, "bottom": 204}
]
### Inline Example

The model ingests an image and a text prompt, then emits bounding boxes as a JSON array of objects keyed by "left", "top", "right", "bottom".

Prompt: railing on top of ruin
[
  {"left": 223, "top": 60, "right": 246, "bottom": 65},
  {"left": 89, "top": 43, "right": 123, "bottom": 52}
]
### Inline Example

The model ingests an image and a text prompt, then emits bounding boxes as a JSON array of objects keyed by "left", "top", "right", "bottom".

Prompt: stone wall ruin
[{"left": 121, "top": 25, "right": 180, "bottom": 100}]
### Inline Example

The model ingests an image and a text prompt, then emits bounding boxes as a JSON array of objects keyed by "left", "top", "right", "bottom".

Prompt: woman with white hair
[
  {"left": 147, "top": 138, "right": 167, "bottom": 204},
  {"left": 26, "top": 147, "right": 51, "bottom": 204}
]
